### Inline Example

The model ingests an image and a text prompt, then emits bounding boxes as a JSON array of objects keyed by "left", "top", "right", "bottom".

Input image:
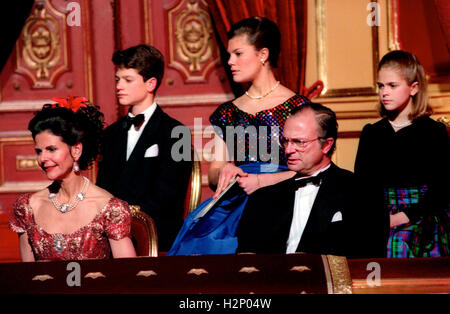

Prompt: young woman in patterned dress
[{"left": 168, "top": 17, "right": 310, "bottom": 256}]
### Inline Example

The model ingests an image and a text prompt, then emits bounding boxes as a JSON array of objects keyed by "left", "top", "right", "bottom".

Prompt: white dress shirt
[
  {"left": 126, "top": 102, "right": 157, "bottom": 160},
  {"left": 285, "top": 164, "right": 331, "bottom": 254}
]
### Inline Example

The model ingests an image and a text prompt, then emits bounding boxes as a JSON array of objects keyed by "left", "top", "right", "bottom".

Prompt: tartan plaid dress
[{"left": 386, "top": 185, "right": 449, "bottom": 257}]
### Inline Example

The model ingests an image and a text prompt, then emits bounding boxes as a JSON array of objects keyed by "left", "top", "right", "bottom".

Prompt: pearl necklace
[
  {"left": 245, "top": 81, "right": 280, "bottom": 99},
  {"left": 48, "top": 176, "right": 89, "bottom": 214},
  {"left": 388, "top": 119, "right": 412, "bottom": 128}
]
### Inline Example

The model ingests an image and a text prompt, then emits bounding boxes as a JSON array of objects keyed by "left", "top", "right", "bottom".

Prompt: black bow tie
[
  {"left": 122, "top": 114, "right": 145, "bottom": 130},
  {"left": 293, "top": 172, "right": 323, "bottom": 189}
]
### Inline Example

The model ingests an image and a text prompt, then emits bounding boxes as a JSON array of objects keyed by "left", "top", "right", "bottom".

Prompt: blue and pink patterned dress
[{"left": 168, "top": 94, "right": 310, "bottom": 255}]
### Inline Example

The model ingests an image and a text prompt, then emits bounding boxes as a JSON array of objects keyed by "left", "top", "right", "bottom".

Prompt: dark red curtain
[
  {"left": 0, "top": 0, "right": 34, "bottom": 72},
  {"left": 434, "top": 0, "right": 450, "bottom": 54},
  {"left": 206, "top": 0, "right": 308, "bottom": 96}
]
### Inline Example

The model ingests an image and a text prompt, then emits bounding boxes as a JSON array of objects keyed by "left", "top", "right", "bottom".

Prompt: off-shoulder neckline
[{"left": 23, "top": 194, "right": 120, "bottom": 237}]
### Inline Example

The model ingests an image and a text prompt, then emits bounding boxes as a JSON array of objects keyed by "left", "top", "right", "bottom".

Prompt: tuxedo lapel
[
  {"left": 296, "top": 164, "right": 338, "bottom": 250},
  {"left": 258, "top": 179, "right": 297, "bottom": 252},
  {"left": 106, "top": 121, "right": 128, "bottom": 171},
  {"left": 118, "top": 123, "right": 128, "bottom": 165},
  {"left": 275, "top": 179, "right": 298, "bottom": 246}
]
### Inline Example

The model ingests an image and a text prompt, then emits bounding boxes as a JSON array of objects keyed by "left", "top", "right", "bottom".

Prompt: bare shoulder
[
  {"left": 89, "top": 184, "right": 115, "bottom": 209},
  {"left": 232, "top": 84, "right": 296, "bottom": 114},
  {"left": 28, "top": 188, "right": 50, "bottom": 209},
  {"left": 231, "top": 94, "right": 247, "bottom": 108},
  {"left": 277, "top": 85, "right": 296, "bottom": 99},
  {"left": 90, "top": 183, "right": 113, "bottom": 197}
]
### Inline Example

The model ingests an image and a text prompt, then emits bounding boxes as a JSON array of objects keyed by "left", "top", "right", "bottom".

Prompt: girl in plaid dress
[{"left": 354, "top": 50, "right": 449, "bottom": 258}]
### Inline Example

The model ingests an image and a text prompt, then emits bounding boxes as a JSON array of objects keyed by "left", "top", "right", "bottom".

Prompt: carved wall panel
[
  {"left": 15, "top": 1, "right": 68, "bottom": 89},
  {"left": 167, "top": 0, "right": 220, "bottom": 83},
  {"left": 0, "top": 136, "right": 48, "bottom": 187},
  {"left": 0, "top": 0, "right": 93, "bottom": 105}
]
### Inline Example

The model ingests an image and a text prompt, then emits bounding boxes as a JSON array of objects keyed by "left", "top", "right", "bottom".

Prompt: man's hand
[{"left": 237, "top": 174, "right": 261, "bottom": 195}]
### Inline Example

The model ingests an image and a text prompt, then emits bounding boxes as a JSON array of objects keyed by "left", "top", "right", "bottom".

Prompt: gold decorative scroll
[
  {"left": 16, "top": 156, "right": 40, "bottom": 171},
  {"left": 168, "top": 0, "right": 219, "bottom": 82},
  {"left": 238, "top": 266, "right": 260, "bottom": 274},
  {"left": 290, "top": 265, "right": 312, "bottom": 272},
  {"left": 187, "top": 268, "right": 209, "bottom": 275},
  {"left": 136, "top": 270, "right": 158, "bottom": 277},
  {"left": 16, "top": 0, "right": 68, "bottom": 88},
  {"left": 32, "top": 274, "right": 54, "bottom": 281},
  {"left": 84, "top": 272, "right": 106, "bottom": 279}
]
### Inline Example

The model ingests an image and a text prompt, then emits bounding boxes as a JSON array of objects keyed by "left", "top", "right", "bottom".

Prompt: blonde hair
[{"left": 377, "top": 50, "right": 431, "bottom": 119}]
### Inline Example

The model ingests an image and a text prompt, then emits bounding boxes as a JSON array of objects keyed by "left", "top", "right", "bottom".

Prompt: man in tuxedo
[
  {"left": 97, "top": 44, "right": 192, "bottom": 251},
  {"left": 237, "top": 102, "right": 359, "bottom": 257}
]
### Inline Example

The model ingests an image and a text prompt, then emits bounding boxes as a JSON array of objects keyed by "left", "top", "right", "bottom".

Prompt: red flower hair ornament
[{"left": 50, "top": 95, "right": 90, "bottom": 112}]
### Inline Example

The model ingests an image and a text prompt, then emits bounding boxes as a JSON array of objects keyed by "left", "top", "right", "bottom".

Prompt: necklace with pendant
[
  {"left": 245, "top": 81, "right": 280, "bottom": 99},
  {"left": 48, "top": 176, "right": 89, "bottom": 214},
  {"left": 53, "top": 234, "right": 67, "bottom": 254}
]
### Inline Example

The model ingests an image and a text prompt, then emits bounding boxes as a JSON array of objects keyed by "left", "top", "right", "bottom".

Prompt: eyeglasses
[{"left": 280, "top": 136, "right": 324, "bottom": 150}]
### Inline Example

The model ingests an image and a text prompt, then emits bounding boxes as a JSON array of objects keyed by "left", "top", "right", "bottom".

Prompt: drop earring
[
  {"left": 261, "top": 59, "right": 265, "bottom": 65},
  {"left": 73, "top": 161, "right": 80, "bottom": 173}
]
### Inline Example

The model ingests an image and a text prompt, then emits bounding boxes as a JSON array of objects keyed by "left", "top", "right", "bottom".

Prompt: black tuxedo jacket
[
  {"left": 97, "top": 105, "right": 192, "bottom": 251},
  {"left": 237, "top": 163, "right": 358, "bottom": 257}
]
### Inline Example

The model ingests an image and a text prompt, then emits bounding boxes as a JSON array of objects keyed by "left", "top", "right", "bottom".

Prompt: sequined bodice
[
  {"left": 209, "top": 94, "right": 309, "bottom": 166},
  {"left": 9, "top": 194, "right": 131, "bottom": 261}
]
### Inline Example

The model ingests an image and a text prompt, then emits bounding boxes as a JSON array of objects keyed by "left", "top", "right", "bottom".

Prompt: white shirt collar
[
  {"left": 126, "top": 102, "right": 157, "bottom": 160},
  {"left": 295, "top": 163, "right": 331, "bottom": 181},
  {"left": 128, "top": 101, "right": 157, "bottom": 121},
  {"left": 286, "top": 163, "right": 331, "bottom": 254}
]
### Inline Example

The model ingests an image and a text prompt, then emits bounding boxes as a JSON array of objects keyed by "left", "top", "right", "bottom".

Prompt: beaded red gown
[{"left": 9, "top": 193, "right": 132, "bottom": 261}]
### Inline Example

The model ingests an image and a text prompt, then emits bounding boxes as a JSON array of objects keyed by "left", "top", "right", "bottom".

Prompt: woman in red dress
[{"left": 9, "top": 96, "right": 136, "bottom": 261}]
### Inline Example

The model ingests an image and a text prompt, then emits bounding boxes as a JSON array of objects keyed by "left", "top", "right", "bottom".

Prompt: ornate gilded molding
[
  {"left": 156, "top": 92, "right": 234, "bottom": 105},
  {"left": 168, "top": 0, "right": 219, "bottom": 83},
  {"left": 315, "top": 0, "right": 379, "bottom": 98},
  {"left": 143, "top": 0, "right": 153, "bottom": 45},
  {"left": 187, "top": 268, "right": 209, "bottom": 275},
  {"left": 16, "top": 155, "right": 40, "bottom": 171},
  {"left": 437, "top": 116, "right": 450, "bottom": 127},
  {"left": 32, "top": 274, "right": 54, "bottom": 281},
  {"left": 321, "top": 255, "right": 352, "bottom": 294},
  {"left": 129, "top": 205, "right": 159, "bottom": 257},
  {"left": 387, "top": 0, "right": 400, "bottom": 51},
  {"left": 0, "top": 136, "right": 33, "bottom": 185},
  {"left": 15, "top": 0, "right": 69, "bottom": 89}
]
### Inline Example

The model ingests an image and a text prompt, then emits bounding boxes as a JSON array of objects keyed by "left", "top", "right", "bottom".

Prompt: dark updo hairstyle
[
  {"left": 227, "top": 16, "right": 281, "bottom": 68},
  {"left": 28, "top": 98, "right": 105, "bottom": 170}
]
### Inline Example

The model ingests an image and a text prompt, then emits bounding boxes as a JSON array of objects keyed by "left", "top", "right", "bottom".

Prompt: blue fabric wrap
[{"left": 167, "top": 163, "right": 289, "bottom": 256}]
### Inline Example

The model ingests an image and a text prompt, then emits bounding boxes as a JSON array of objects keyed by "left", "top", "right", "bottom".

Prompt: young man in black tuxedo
[
  {"left": 96, "top": 44, "right": 192, "bottom": 251},
  {"left": 237, "top": 102, "right": 360, "bottom": 257}
]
